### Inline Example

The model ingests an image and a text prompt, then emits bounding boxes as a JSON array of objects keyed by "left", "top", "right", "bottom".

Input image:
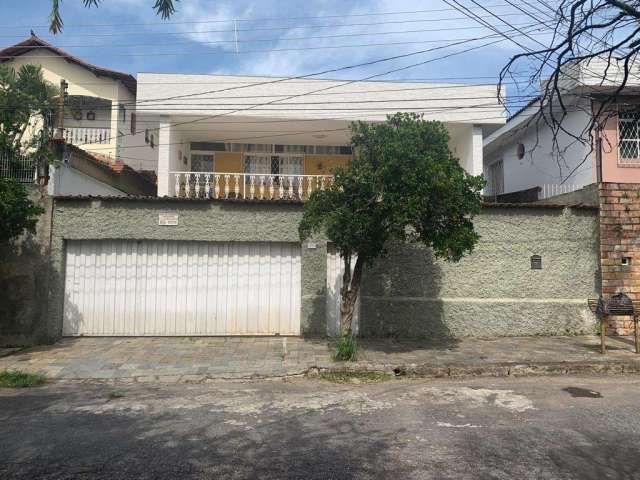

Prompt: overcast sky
[{"left": 0, "top": 0, "right": 548, "bottom": 110}]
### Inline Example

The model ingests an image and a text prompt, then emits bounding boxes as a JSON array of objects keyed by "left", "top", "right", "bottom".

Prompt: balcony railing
[
  {"left": 64, "top": 127, "right": 111, "bottom": 145},
  {"left": 170, "top": 171, "right": 334, "bottom": 200}
]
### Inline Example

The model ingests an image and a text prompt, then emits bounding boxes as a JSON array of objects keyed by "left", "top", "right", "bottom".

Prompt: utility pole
[{"left": 55, "top": 79, "right": 68, "bottom": 140}]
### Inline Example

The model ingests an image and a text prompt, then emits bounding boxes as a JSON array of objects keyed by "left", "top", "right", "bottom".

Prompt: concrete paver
[{"left": 1, "top": 335, "right": 640, "bottom": 382}]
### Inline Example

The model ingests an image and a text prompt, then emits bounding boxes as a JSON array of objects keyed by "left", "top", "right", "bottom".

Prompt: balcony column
[
  {"left": 157, "top": 117, "right": 172, "bottom": 197},
  {"left": 470, "top": 125, "right": 484, "bottom": 177}
]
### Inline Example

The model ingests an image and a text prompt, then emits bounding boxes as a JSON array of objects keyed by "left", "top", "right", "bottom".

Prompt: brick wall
[{"left": 599, "top": 183, "right": 640, "bottom": 335}]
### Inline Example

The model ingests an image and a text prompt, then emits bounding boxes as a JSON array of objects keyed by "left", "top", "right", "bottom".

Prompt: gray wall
[
  {"left": 0, "top": 186, "right": 53, "bottom": 346},
  {"left": 47, "top": 199, "right": 599, "bottom": 342},
  {"left": 360, "top": 206, "right": 600, "bottom": 337}
]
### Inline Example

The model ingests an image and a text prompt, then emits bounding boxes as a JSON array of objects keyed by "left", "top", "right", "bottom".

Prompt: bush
[
  {"left": 0, "top": 178, "right": 44, "bottom": 243},
  {"left": 333, "top": 335, "right": 358, "bottom": 362}
]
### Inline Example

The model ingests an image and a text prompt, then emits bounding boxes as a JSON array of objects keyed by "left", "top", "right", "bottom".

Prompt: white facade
[
  {"left": 47, "top": 164, "right": 127, "bottom": 197},
  {"left": 483, "top": 97, "right": 594, "bottom": 197},
  {"left": 133, "top": 73, "right": 505, "bottom": 196}
]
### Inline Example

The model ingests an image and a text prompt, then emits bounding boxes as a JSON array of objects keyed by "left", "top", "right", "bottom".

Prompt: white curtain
[{"left": 244, "top": 154, "right": 271, "bottom": 174}]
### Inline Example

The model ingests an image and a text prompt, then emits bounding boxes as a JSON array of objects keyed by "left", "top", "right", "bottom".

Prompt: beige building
[
  {"left": 0, "top": 34, "right": 136, "bottom": 163},
  {"left": 0, "top": 35, "right": 155, "bottom": 196}
]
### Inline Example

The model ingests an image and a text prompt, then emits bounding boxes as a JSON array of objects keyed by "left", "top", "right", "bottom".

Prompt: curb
[
  {"left": 44, "top": 360, "right": 640, "bottom": 385},
  {"left": 316, "top": 360, "right": 640, "bottom": 379}
]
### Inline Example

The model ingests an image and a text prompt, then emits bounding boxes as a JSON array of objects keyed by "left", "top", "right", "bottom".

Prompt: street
[{"left": 1, "top": 375, "right": 640, "bottom": 479}]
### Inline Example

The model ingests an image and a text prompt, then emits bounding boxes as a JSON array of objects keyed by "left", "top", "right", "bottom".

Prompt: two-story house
[
  {"left": 54, "top": 72, "right": 507, "bottom": 338},
  {"left": 0, "top": 34, "right": 154, "bottom": 196},
  {"left": 127, "top": 73, "right": 504, "bottom": 201},
  {"left": 483, "top": 57, "right": 640, "bottom": 202}
]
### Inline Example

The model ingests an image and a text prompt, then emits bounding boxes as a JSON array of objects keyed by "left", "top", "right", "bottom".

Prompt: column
[
  {"left": 470, "top": 125, "right": 484, "bottom": 177},
  {"left": 157, "top": 116, "right": 172, "bottom": 197}
]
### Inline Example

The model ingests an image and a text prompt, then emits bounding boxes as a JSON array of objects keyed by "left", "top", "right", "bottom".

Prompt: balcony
[
  {"left": 64, "top": 127, "right": 111, "bottom": 146},
  {"left": 170, "top": 171, "right": 334, "bottom": 200}
]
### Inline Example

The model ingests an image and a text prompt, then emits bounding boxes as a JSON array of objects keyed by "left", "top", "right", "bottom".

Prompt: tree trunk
[{"left": 339, "top": 255, "right": 364, "bottom": 337}]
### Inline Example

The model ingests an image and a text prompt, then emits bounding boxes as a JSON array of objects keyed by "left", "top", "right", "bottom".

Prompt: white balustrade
[
  {"left": 63, "top": 127, "right": 111, "bottom": 145},
  {"left": 170, "top": 172, "right": 334, "bottom": 200}
]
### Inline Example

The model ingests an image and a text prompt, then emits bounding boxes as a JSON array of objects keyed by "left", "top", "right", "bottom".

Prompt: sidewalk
[{"left": 1, "top": 335, "right": 639, "bottom": 383}]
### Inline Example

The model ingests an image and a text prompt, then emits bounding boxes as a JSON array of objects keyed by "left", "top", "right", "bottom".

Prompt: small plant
[
  {"left": 0, "top": 370, "right": 45, "bottom": 388},
  {"left": 318, "top": 370, "right": 392, "bottom": 383},
  {"left": 333, "top": 335, "right": 358, "bottom": 362},
  {"left": 108, "top": 390, "right": 125, "bottom": 400}
]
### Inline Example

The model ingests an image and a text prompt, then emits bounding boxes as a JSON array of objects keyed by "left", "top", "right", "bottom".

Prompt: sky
[{"left": 0, "top": 0, "right": 550, "bottom": 112}]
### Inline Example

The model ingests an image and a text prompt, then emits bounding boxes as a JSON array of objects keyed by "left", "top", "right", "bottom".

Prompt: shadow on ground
[{"left": 0, "top": 387, "right": 408, "bottom": 480}]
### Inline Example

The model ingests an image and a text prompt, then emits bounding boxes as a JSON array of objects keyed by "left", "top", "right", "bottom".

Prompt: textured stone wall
[
  {"left": 0, "top": 187, "right": 53, "bottom": 346},
  {"left": 599, "top": 183, "right": 640, "bottom": 334},
  {"left": 360, "top": 206, "right": 600, "bottom": 338},
  {"left": 48, "top": 199, "right": 599, "bottom": 341}
]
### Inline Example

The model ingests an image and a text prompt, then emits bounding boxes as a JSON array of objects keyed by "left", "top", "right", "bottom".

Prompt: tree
[
  {"left": 0, "top": 179, "right": 44, "bottom": 244},
  {"left": 499, "top": 1, "right": 640, "bottom": 172},
  {"left": 0, "top": 64, "right": 57, "bottom": 157},
  {"left": 299, "top": 113, "right": 485, "bottom": 346},
  {"left": 50, "top": 0, "right": 179, "bottom": 33}
]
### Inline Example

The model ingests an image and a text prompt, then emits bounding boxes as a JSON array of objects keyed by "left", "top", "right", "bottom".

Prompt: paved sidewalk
[{"left": 1, "top": 336, "right": 640, "bottom": 382}]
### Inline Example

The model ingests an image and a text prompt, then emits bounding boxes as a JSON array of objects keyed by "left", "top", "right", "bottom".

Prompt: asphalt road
[{"left": 1, "top": 375, "right": 640, "bottom": 479}]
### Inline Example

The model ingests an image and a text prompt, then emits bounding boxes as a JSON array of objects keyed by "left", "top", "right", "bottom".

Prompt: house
[
  {"left": 0, "top": 34, "right": 154, "bottom": 196},
  {"left": 40, "top": 73, "right": 515, "bottom": 340},
  {"left": 483, "top": 57, "right": 640, "bottom": 201},
  {"left": 132, "top": 73, "right": 505, "bottom": 199}
]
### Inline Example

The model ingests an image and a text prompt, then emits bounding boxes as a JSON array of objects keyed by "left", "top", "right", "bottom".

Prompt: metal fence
[
  {"left": 0, "top": 153, "right": 37, "bottom": 183},
  {"left": 540, "top": 183, "right": 580, "bottom": 200}
]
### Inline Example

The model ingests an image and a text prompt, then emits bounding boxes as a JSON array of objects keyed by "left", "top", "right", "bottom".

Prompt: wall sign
[{"left": 158, "top": 213, "right": 179, "bottom": 226}]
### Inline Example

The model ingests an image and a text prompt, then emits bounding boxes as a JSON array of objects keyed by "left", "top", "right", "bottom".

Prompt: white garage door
[{"left": 63, "top": 240, "right": 301, "bottom": 336}]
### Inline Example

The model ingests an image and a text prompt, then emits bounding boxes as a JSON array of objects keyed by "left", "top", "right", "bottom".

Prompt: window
[
  {"left": 144, "top": 129, "right": 149, "bottom": 144},
  {"left": 119, "top": 104, "right": 126, "bottom": 123},
  {"left": 130, "top": 113, "right": 136, "bottom": 134},
  {"left": 243, "top": 155, "right": 303, "bottom": 175},
  {"left": 191, "top": 153, "right": 215, "bottom": 171},
  {"left": 619, "top": 110, "right": 640, "bottom": 163},
  {"left": 150, "top": 134, "right": 155, "bottom": 149},
  {"left": 487, "top": 159, "right": 504, "bottom": 197}
]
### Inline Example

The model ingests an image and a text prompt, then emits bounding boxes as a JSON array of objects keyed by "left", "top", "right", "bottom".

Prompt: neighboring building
[
  {"left": 483, "top": 57, "right": 640, "bottom": 200},
  {"left": 133, "top": 73, "right": 505, "bottom": 198},
  {"left": 0, "top": 34, "right": 155, "bottom": 196}
]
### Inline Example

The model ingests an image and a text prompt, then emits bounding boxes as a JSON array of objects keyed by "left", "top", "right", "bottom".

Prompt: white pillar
[
  {"left": 157, "top": 117, "right": 172, "bottom": 197},
  {"left": 470, "top": 125, "right": 484, "bottom": 177}
]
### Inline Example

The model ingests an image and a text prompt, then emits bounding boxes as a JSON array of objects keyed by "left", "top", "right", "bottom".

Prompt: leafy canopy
[
  {"left": 0, "top": 64, "right": 57, "bottom": 156},
  {"left": 299, "top": 113, "right": 485, "bottom": 265},
  {"left": 50, "top": 0, "right": 179, "bottom": 33},
  {"left": 0, "top": 179, "right": 44, "bottom": 244}
]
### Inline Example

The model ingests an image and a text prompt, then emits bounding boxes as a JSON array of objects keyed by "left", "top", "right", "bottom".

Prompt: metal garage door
[{"left": 63, "top": 240, "right": 301, "bottom": 336}]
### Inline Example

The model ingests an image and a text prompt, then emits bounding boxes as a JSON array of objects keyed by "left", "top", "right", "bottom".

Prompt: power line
[
  {"left": 0, "top": 4, "right": 535, "bottom": 30},
  {"left": 0, "top": 32, "right": 552, "bottom": 59},
  {"left": 106, "top": 29, "right": 537, "bottom": 151},
  {"left": 6, "top": 23, "right": 551, "bottom": 48}
]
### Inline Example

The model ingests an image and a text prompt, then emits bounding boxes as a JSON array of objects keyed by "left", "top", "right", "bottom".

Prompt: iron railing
[{"left": 0, "top": 153, "right": 37, "bottom": 183}]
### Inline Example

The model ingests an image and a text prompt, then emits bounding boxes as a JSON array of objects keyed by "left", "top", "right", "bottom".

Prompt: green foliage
[
  {"left": 0, "top": 179, "right": 44, "bottom": 244},
  {"left": 0, "top": 370, "right": 45, "bottom": 388},
  {"left": 0, "top": 64, "right": 57, "bottom": 157},
  {"left": 333, "top": 335, "right": 358, "bottom": 362},
  {"left": 300, "top": 113, "right": 485, "bottom": 267},
  {"left": 50, "top": 0, "right": 179, "bottom": 33}
]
